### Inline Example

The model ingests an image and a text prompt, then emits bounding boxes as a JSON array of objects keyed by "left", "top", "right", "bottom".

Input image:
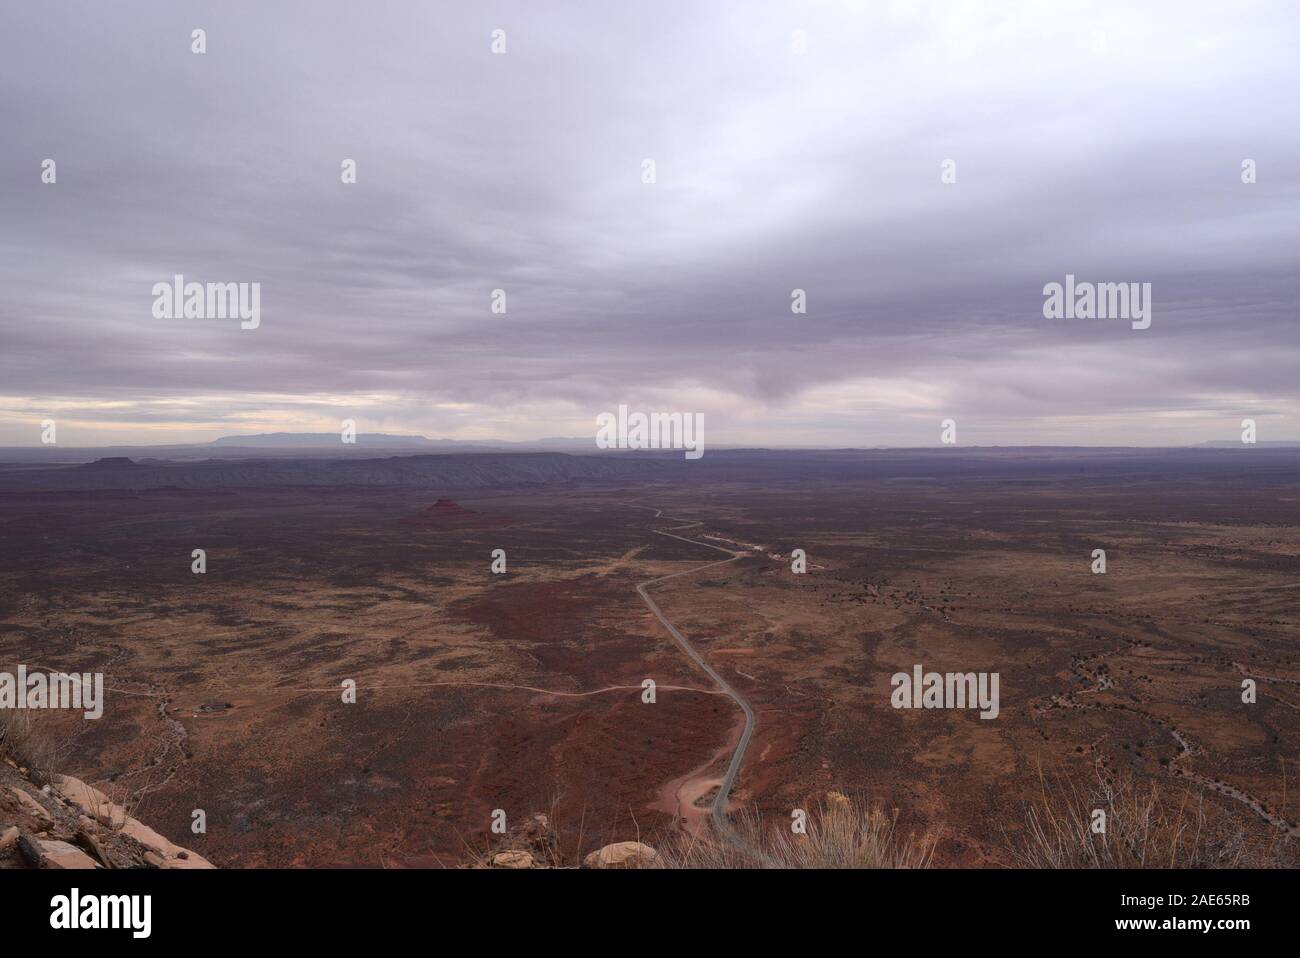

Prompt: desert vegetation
[
  {"left": 0, "top": 710, "right": 61, "bottom": 786},
  {"left": 654, "top": 793, "right": 938, "bottom": 869},
  {"left": 1012, "top": 768, "right": 1291, "bottom": 869}
]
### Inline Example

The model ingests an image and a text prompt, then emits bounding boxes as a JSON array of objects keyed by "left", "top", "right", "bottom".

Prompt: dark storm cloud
[{"left": 1, "top": 0, "right": 1298, "bottom": 444}]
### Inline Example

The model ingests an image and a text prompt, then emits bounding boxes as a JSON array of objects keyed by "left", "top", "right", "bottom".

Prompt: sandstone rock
[
  {"left": 41, "top": 840, "right": 99, "bottom": 870},
  {"left": 491, "top": 850, "right": 535, "bottom": 869},
  {"left": 120, "top": 817, "right": 184, "bottom": 857},
  {"left": 74, "top": 829, "right": 113, "bottom": 868},
  {"left": 18, "top": 835, "right": 97, "bottom": 870},
  {"left": 51, "top": 774, "right": 214, "bottom": 868},
  {"left": 0, "top": 825, "right": 18, "bottom": 851},
  {"left": 52, "top": 775, "right": 124, "bottom": 827},
  {"left": 120, "top": 818, "right": 213, "bottom": 868},
  {"left": 8, "top": 787, "right": 52, "bottom": 822},
  {"left": 582, "top": 841, "right": 659, "bottom": 869}
]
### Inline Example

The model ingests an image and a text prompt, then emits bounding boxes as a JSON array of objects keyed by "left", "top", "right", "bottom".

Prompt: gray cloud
[{"left": 1, "top": 0, "right": 1298, "bottom": 445}]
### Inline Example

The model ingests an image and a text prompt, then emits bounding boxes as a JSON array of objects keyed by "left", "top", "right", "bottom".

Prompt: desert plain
[{"left": 0, "top": 447, "right": 1295, "bottom": 867}]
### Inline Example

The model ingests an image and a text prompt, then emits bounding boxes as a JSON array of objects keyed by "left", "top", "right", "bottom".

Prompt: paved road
[{"left": 634, "top": 509, "right": 755, "bottom": 842}]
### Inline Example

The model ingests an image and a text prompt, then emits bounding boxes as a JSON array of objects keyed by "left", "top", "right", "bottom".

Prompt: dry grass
[
  {"left": 458, "top": 793, "right": 574, "bottom": 869},
  {"left": 1012, "top": 767, "right": 1292, "bottom": 868},
  {"left": 1, "top": 707, "right": 157, "bottom": 834},
  {"left": 0, "top": 709, "right": 62, "bottom": 785},
  {"left": 655, "top": 793, "right": 938, "bottom": 869}
]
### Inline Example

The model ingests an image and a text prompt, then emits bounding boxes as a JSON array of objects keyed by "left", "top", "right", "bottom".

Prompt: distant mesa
[
  {"left": 79, "top": 457, "right": 139, "bottom": 468},
  {"left": 421, "top": 498, "right": 477, "bottom": 520},
  {"left": 402, "top": 498, "right": 511, "bottom": 528}
]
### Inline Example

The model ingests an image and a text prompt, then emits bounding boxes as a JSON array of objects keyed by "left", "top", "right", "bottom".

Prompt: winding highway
[{"left": 633, "top": 508, "right": 756, "bottom": 843}]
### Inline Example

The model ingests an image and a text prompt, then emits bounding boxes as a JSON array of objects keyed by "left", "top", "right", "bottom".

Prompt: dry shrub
[
  {"left": 1013, "top": 767, "right": 1292, "bottom": 868},
  {"left": 0, "top": 709, "right": 62, "bottom": 785},
  {"left": 656, "top": 793, "right": 938, "bottom": 869}
]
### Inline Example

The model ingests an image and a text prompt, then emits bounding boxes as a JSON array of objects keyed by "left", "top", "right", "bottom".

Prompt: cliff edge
[{"left": 0, "top": 758, "right": 213, "bottom": 870}]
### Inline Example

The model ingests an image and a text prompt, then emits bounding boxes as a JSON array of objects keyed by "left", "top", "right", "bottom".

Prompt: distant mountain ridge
[
  {"left": 3, "top": 447, "right": 1300, "bottom": 493},
  {"left": 0, "top": 434, "right": 595, "bottom": 464},
  {"left": 0, "top": 451, "right": 670, "bottom": 492},
  {"left": 1198, "top": 440, "right": 1300, "bottom": 448},
  {"left": 209, "top": 432, "right": 589, "bottom": 449}
]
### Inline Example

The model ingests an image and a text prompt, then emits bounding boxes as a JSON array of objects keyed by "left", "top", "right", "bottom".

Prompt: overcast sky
[{"left": 1, "top": 0, "right": 1297, "bottom": 447}]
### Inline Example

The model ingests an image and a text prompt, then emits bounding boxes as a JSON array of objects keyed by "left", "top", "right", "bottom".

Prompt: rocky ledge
[{"left": 0, "top": 759, "right": 213, "bottom": 870}]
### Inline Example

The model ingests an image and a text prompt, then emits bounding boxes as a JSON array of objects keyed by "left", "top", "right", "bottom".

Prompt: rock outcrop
[
  {"left": 0, "top": 760, "right": 213, "bottom": 870},
  {"left": 581, "top": 841, "right": 660, "bottom": 869},
  {"left": 472, "top": 810, "right": 665, "bottom": 869},
  {"left": 479, "top": 813, "right": 558, "bottom": 869},
  {"left": 491, "top": 850, "right": 535, "bottom": 869}
]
